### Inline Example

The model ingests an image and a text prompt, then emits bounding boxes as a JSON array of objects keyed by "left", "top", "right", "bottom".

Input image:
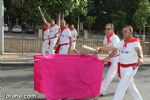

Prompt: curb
[{"left": 1, "top": 62, "right": 150, "bottom": 67}]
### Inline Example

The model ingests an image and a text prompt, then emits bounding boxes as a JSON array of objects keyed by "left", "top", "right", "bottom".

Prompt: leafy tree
[
  {"left": 133, "top": 0, "right": 150, "bottom": 35},
  {"left": 111, "top": 11, "right": 126, "bottom": 35}
]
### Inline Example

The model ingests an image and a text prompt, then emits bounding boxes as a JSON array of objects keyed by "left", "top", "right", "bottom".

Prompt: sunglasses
[
  {"left": 122, "top": 30, "right": 130, "bottom": 33},
  {"left": 105, "top": 28, "right": 111, "bottom": 30}
]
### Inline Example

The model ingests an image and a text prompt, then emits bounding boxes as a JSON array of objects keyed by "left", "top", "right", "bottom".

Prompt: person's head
[
  {"left": 122, "top": 25, "right": 133, "bottom": 39},
  {"left": 61, "top": 19, "right": 66, "bottom": 27},
  {"left": 70, "top": 24, "right": 74, "bottom": 29},
  {"left": 105, "top": 23, "right": 114, "bottom": 35},
  {"left": 50, "top": 19, "right": 55, "bottom": 25},
  {"left": 43, "top": 24, "right": 49, "bottom": 30}
]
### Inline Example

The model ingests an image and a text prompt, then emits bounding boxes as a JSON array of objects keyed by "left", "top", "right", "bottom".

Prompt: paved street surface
[{"left": 1, "top": 64, "right": 150, "bottom": 100}]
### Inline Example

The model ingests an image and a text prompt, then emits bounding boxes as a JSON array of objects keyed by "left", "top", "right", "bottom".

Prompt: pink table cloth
[{"left": 34, "top": 54, "right": 104, "bottom": 100}]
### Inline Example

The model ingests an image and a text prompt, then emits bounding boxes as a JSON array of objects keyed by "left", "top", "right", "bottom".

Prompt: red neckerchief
[
  {"left": 61, "top": 25, "right": 68, "bottom": 34},
  {"left": 123, "top": 37, "right": 139, "bottom": 48},
  {"left": 106, "top": 32, "right": 114, "bottom": 44},
  {"left": 43, "top": 23, "right": 50, "bottom": 31},
  {"left": 70, "top": 27, "right": 75, "bottom": 31},
  {"left": 50, "top": 24, "right": 57, "bottom": 28}
]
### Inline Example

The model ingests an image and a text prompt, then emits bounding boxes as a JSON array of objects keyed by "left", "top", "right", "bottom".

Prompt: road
[{"left": 1, "top": 64, "right": 150, "bottom": 100}]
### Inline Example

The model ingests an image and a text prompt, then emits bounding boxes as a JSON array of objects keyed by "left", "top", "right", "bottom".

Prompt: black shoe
[{"left": 100, "top": 93, "right": 106, "bottom": 97}]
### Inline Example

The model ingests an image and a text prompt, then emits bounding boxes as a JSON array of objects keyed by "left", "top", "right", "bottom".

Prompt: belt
[
  {"left": 113, "top": 54, "right": 119, "bottom": 57},
  {"left": 49, "top": 36, "right": 58, "bottom": 39},
  {"left": 48, "top": 36, "right": 58, "bottom": 45},
  {"left": 54, "top": 43, "right": 69, "bottom": 54},
  {"left": 107, "top": 54, "right": 119, "bottom": 67},
  {"left": 72, "top": 40, "right": 76, "bottom": 42},
  {"left": 117, "top": 62, "right": 139, "bottom": 78}
]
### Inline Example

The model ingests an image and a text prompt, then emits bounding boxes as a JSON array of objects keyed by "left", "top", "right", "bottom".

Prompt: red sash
[
  {"left": 123, "top": 37, "right": 139, "bottom": 48},
  {"left": 54, "top": 43, "right": 69, "bottom": 54},
  {"left": 117, "top": 62, "right": 139, "bottom": 78},
  {"left": 106, "top": 32, "right": 114, "bottom": 44},
  {"left": 61, "top": 26, "right": 68, "bottom": 34},
  {"left": 106, "top": 54, "right": 119, "bottom": 67},
  {"left": 48, "top": 36, "right": 58, "bottom": 46},
  {"left": 72, "top": 40, "right": 76, "bottom": 42}
]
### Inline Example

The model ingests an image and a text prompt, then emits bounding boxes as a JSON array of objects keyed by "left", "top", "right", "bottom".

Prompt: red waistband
[
  {"left": 119, "top": 63, "right": 138, "bottom": 68},
  {"left": 60, "top": 43, "right": 69, "bottom": 46},
  {"left": 72, "top": 40, "right": 76, "bottom": 42},
  {"left": 54, "top": 43, "right": 69, "bottom": 54},
  {"left": 118, "top": 62, "right": 139, "bottom": 79},
  {"left": 113, "top": 54, "right": 119, "bottom": 57},
  {"left": 49, "top": 36, "right": 58, "bottom": 39}
]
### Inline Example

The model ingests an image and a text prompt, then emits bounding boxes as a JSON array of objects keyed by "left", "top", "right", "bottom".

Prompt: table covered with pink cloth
[{"left": 34, "top": 54, "right": 104, "bottom": 100}]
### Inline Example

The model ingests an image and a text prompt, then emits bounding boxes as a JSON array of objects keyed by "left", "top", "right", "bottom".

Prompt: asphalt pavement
[{"left": 1, "top": 63, "right": 150, "bottom": 100}]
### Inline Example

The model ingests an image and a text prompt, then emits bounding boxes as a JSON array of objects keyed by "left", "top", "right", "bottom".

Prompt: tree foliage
[
  {"left": 4, "top": 0, "right": 87, "bottom": 27},
  {"left": 133, "top": 0, "right": 150, "bottom": 27}
]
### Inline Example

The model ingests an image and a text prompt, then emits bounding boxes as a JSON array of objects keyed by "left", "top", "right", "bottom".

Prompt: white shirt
[
  {"left": 71, "top": 29, "right": 78, "bottom": 41},
  {"left": 103, "top": 34, "right": 120, "bottom": 55},
  {"left": 49, "top": 25, "right": 60, "bottom": 38},
  {"left": 59, "top": 28, "right": 72, "bottom": 44},
  {"left": 114, "top": 41, "right": 141, "bottom": 64},
  {"left": 43, "top": 29, "right": 50, "bottom": 40}
]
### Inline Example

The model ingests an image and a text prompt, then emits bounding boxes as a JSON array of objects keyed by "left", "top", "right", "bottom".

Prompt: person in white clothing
[
  {"left": 42, "top": 23, "right": 50, "bottom": 54},
  {"left": 38, "top": 7, "right": 50, "bottom": 54},
  {"left": 55, "top": 19, "right": 72, "bottom": 54},
  {"left": 99, "top": 23, "right": 120, "bottom": 96},
  {"left": 97, "top": 25, "right": 143, "bottom": 100},
  {"left": 69, "top": 24, "right": 80, "bottom": 54},
  {"left": 48, "top": 19, "right": 60, "bottom": 54}
]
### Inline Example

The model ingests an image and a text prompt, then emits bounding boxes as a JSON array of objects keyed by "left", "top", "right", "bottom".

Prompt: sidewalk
[{"left": 1, "top": 53, "right": 150, "bottom": 65}]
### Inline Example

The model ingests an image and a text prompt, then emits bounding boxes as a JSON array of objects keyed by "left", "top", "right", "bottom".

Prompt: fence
[{"left": 4, "top": 37, "right": 150, "bottom": 55}]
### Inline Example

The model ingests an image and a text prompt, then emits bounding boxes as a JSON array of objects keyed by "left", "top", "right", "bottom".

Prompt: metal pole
[{"left": 0, "top": 0, "right": 4, "bottom": 55}]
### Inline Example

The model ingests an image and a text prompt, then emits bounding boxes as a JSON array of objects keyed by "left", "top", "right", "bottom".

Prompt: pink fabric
[{"left": 34, "top": 54, "right": 104, "bottom": 100}]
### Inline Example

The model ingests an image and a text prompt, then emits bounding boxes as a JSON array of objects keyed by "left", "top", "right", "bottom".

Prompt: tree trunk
[
  {"left": 77, "top": 16, "right": 80, "bottom": 35},
  {"left": 61, "top": 13, "right": 64, "bottom": 19},
  {"left": 0, "top": 0, "right": 4, "bottom": 55},
  {"left": 88, "top": 25, "right": 90, "bottom": 32},
  {"left": 139, "top": 27, "right": 142, "bottom": 35},
  {"left": 56, "top": 10, "right": 61, "bottom": 26},
  {"left": 16, "top": 18, "right": 18, "bottom": 25},
  {"left": 143, "top": 26, "right": 145, "bottom": 35}
]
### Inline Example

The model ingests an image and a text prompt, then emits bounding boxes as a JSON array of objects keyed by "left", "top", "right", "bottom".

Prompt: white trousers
[
  {"left": 71, "top": 41, "right": 76, "bottom": 50},
  {"left": 42, "top": 40, "right": 49, "bottom": 54},
  {"left": 48, "top": 38, "right": 58, "bottom": 54},
  {"left": 100, "top": 56, "right": 119, "bottom": 94},
  {"left": 59, "top": 45, "right": 69, "bottom": 54},
  {"left": 113, "top": 67, "right": 142, "bottom": 100}
]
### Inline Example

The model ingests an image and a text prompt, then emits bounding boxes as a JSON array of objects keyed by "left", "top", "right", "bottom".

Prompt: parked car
[
  {"left": 4, "top": 24, "right": 9, "bottom": 32},
  {"left": 25, "top": 28, "right": 35, "bottom": 34},
  {"left": 12, "top": 25, "right": 22, "bottom": 33}
]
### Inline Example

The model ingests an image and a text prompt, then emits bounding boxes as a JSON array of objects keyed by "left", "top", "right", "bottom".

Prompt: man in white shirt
[
  {"left": 69, "top": 24, "right": 80, "bottom": 54},
  {"left": 55, "top": 19, "right": 72, "bottom": 54},
  {"left": 48, "top": 19, "right": 60, "bottom": 54},
  {"left": 97, "top": 25, "right": 143, "bottom": 100},
  {"left": 100, "top": 23, "right": 120, "bottom": 96},
  {"left": 42, "top": 23, "right": 50, "bottom": 54},
  {"left": 38, "top": 6, "right": 50, "bottom": 54}
]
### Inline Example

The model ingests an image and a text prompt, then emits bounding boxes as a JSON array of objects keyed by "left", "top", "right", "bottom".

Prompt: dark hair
[
  {"left": 123, "top": 25, "right": 133, "bottom": 33},
  {"left": 106, "top": 23, "right": 114, "bottom": 31}
]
